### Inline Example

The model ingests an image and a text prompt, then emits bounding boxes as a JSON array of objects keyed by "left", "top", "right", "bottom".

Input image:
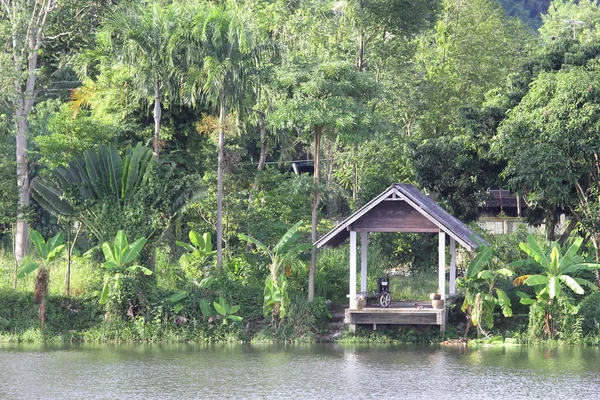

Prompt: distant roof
[{"left": 315, "top": 183, "right": 488, "bottom": 251}]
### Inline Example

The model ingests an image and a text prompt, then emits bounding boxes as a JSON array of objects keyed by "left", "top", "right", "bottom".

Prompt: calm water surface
[{"left": 0, "top": 343, "right": 599, "bottom": 399}]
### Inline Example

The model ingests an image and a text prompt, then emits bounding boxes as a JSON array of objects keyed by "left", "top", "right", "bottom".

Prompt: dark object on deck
[
  {"left": 375, "top": 277, "right": 391, "bottom": 308},
  {"left": 291, "top": 161, "right": 314, "bottom": 175}
]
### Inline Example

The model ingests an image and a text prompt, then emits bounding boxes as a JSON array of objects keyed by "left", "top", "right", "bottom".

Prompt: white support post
[
  {"left": 360, "top": 231, "right": 368, "bottom": 294},
  {"left": 449, "top": 238, "right": 456, "bottom": 296},
  {"left": 438, "top": 231, "right": 446, "bottom": 300},
  {"left": 349, "top": 230, "right": 357, "bottom": 307}
]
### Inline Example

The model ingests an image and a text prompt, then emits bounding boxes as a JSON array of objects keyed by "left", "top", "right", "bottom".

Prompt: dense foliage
[{"left": 1, "top": 0, "right": 600, "bottom": 344}]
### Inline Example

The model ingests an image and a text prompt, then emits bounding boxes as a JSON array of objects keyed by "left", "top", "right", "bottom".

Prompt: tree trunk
[
  {"left": 248, "top": 120, "right": 267, "bottom": 207},
  {"left": 153, "top": 83, "right": 162, "bottom": 160},
  {"left": 15, "top": 112, "right": 29, "bottom": 262},
  {"left": 9, "top": 0, "right": 57, "bottom": 262},
  {"left": 309, "top": 125, "right": 322, "bottom": 302},
  {"left": 216, "top": 100, "right": 226, "bottom": 273},
  {"left": 257, "top": 121, "right": 267, "bottom": 172},
  {"left": 65, "top": 220, "right": 71, "bottom": 296}
]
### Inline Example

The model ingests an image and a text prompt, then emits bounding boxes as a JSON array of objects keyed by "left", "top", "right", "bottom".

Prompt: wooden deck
[{"left": 345, "top": 301, "right": 447, "bottom": 332}]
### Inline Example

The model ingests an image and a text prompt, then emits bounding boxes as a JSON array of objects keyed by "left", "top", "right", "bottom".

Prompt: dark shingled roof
[{"left": 315, "top": 183, "right": 489, "bottom": 251}]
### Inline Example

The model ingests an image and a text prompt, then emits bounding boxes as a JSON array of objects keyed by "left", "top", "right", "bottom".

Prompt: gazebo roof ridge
[{"left": 315, "top": 183, "right": 488, "bottom": 251}]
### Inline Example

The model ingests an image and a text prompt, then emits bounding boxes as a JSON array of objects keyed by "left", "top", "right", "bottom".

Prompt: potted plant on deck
[{"left": 430, "top": 292, "right": 444, "bottom": 309}]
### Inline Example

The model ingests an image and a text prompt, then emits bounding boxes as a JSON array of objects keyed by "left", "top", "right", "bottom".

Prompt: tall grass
[
  {"left": 389, "top": 272, "right": 440, "bottom": 301},
  {"left": 0, "top": 251, "right": 99, "bottom": 295}
]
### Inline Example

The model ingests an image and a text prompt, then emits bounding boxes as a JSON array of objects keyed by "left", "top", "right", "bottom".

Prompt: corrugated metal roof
[{"left": 315, "top": 183, "right": 488, "bottom": 251}]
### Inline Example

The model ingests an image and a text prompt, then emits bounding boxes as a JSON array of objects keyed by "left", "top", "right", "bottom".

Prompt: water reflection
[{"left": 0, "top": 343, "right": 599, "bottom": 399}]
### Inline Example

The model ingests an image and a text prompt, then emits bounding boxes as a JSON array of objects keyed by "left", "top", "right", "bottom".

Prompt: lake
[{"left": 0, "top": 343, "right": 599, "bottom": 399}]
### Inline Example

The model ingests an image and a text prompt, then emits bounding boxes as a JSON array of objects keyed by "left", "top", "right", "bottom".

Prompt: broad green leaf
[
  {"left": 102, "top": 242, "right": 116, "bottom": 264},
  {"left": 227, "top": 315, "right": 243, "bottom": 322},
  {"left": 114, "top": 231, "right": 127, "bottom": 260},
  {"left": 176, "top": 241, "right": 196, "bottom": 252},
  {"left": 102, "top": 261, "right": 119, "bottom": 270},
  {"left": 229, "top": 305, "right": 240, "bottom": 314},
  {"left": 197, "top": 276, "right": 215, "bottom": 288},
  {"left": 213, "top": 300, "right": 226, "bottom": 316},
  {"left": 122, "top": 237, "right": 147, "bottom": 264},
  {"left": 202, "top": 233, "right": 212, "bottom": 252},
  {"left": 562, "top": 263, "right": 600, "bottom": 274},
  {"left": 520, "top": 298, "right": 537, "bottom": 305},
  {"left": 17, "top": 262, "right": 39, "bottom": 278},
  {"left": 558, "top": 237, "right": 583, "bottom": 272},
  {"left": 46, "top": 232, "right": 65, "bottom": 254},
  {"left": 189, "top": 230, "right": 204, "bottom": 248},
  {"left": 549, "top": 245, "right": 560, "bottom": 272},
  {"left": 521, "top": 235, "right": 549, "bottom": 268},
  {"left": 477, "top": 270, "right": 493, "bottom": 280},
  {"left": 199, "top": 299, "right": 212, "bottom": 317},
  {"left": 174, "top": 303, "right": 184, "bottom": 313},
  {"left": 29, "top": 229, "right": 48, "bottom": 259},
  {"left": 524, "top": 274, "right": 549, "bottom": 286},
  {"left": 273, "top": 220, "right": 303, "bottom": 255},
  {"left": 238, "top": 233, "right": 269, "bottom": 254},
  {"left": 496, "top": 268, "right": 513, "bottom": 277},
  {"left": 560, "top": 275, "right": 584, "bottom": 295},
  {"left": 99, "top": 277, "right": 110, "bottom": 304},
  {"left": 169, "top": 290, "right": 188, "bottom": 303},
  {"left": 466, "top": 245, "right": 492, "bottom": 278},
  {"left": 573, "top": 277, "right": 599, "bottom": 292},
  {"left": 46, "top": 244, "right": 66, "bottom": 262}
]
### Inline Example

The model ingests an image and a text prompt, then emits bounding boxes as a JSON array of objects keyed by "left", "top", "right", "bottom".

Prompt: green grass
[
  {"left": 0, "top": 251, "right": 100, "bottom": 296},
  {"left": 389, "top": 272, "right": 441, "bottom": 301}
]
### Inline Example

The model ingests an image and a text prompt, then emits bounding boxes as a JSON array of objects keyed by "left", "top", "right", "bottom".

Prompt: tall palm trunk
[
  {"left": 216, "top": 97, "right": 226, "bottom": 273},
  {"left": 15, "top": 111, "right": 30, "bottom": 262},
  {"left": 308, "top": 125, "right": 322, "bottom": 302},
  {"left": 153, "top": 80, "right": 162, "bottom": 159}
]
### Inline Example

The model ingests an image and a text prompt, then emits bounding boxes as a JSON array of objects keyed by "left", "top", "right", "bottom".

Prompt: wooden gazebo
[{"left": 315, "top": 183, "right": 488, "bottom": 331}]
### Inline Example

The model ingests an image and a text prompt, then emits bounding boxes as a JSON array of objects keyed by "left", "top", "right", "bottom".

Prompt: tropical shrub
[
  {"left": 512, "top": 235, "right": 600, "bottom": 338},
  {"left": 457, "top": 241, "right": 513, "bottom": 337}
]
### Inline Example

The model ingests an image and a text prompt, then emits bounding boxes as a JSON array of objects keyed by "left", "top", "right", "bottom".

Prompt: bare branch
[{"left": 43, "top": 31, "right": 72, "bottom": 40}]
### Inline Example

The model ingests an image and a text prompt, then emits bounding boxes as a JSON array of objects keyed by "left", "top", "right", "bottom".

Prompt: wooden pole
[
  {"left": 449, "top": 238, "right": 456, "bottom": 296},
  {"left": 350, "top": 230, "right": 357, "bottom": 307},
  {"left": 439, "top": 231, "right": 446, "bottom": 299},
  {"left": 360, "top": 231, "right": 368, "bottom": 294}
]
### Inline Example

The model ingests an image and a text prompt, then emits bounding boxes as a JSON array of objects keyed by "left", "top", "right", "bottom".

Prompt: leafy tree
[
  {"left": 270, "top": 58, "right": 376, "bottom": 301},
  {"left": 414, "top": 0, "right": 532, "bottom": 137},
  {"left": 1, "top": 0, "right": 61, "bottom": 262},
  {"left": 181, "top": 0, "right": 259, "bottom": 273},
  {"left": 493, "top": 63, "right": 600, "bottom": 264},
  {"left": 539, "top": 0, "right": 600, "bottom": 43},
  {"left": 80, "top": 0, "right": 180, "bottom": 159}
]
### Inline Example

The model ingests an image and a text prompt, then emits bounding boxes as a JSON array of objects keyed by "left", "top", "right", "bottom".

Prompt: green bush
[{"left": 579, "top": 291, "right": 600, "bottom": 335}]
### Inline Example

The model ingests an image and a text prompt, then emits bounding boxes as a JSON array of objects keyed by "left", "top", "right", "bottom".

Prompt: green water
[{"left": 0, "top": 343, "right": 599, "bottom": 399}]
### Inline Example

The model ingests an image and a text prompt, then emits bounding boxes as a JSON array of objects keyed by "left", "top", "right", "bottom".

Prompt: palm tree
[
  {"left": 181, "top": 0, "right": 257, "bottom": 272},
  {"left": 81, "top": 1, "right": 180, "bottom": 159}
]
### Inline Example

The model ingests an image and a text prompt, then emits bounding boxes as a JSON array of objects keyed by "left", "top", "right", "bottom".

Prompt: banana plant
[
  {"left": 99, "top": 230, "right": 152, "bottom": 304},
  {"left": 17, "top": 229, "right": 65, "bottom": 329},
  {"left": 512, "top": 235, "right": 600, "bottom": 305},
  {"left": 17, "top": 229, "right": 65, "bottom": 278},
  {"left": 239, "top": 220, "right": 311, "bottom": 318},
  {"left": 457, "top": 241, "right": 513, "bottom": 337},
  {"left": 213, "top": 297, "right": 242, "bottom": 325},
  {"left": 176, "top": 231, "right": 216, "bottom": 280}
]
